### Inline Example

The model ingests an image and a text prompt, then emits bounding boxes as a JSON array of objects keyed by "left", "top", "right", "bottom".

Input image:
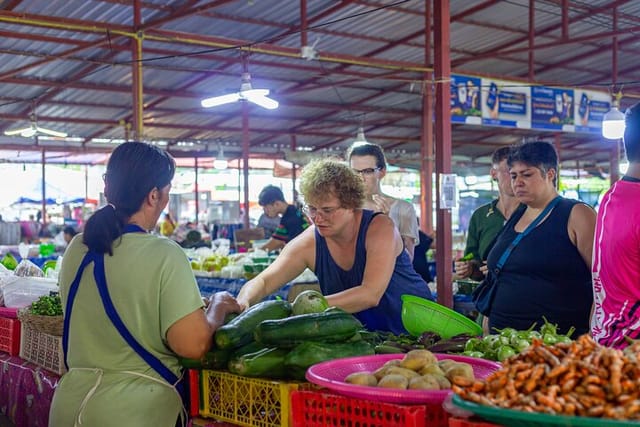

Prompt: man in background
[
  {"left": 257, "top": 185, "right": 310, "bottom": 252},
  {"left": 455, "top": 146, "right": 519, "bottom": 280}
]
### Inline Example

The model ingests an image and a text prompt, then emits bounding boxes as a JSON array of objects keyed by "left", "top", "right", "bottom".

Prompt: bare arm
[
  {"left": 166, "top": 291, "right": 241, "bottom": 359},
  {"left": 237, "top": 228, "right": 314, "bottom": 308},
  {"left": 402, "top": 235, "right": 415, "bottom": 260},
  {"left": 325, "top": 215, "right": 402, "bottom": 313},
  {"left": 568, "top": 203, "right": 597, "bottom": 270}
]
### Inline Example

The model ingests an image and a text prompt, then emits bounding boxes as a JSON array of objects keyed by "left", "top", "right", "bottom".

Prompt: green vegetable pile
[
  {"left": 462, "top": 318, "right": 574, "bottom": 362},
  {"left": 30, "top": 293, "right": 63, "bottom": 316}
]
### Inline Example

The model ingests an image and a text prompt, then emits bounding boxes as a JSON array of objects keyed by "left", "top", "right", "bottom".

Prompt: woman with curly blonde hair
[{"left": 238, "top": 158, "right": 432, "bottom": 334}]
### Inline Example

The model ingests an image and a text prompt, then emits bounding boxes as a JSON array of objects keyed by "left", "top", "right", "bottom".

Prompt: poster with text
[
  {"left": 573, "top": 89, "right": 611, "bottom": 134},
  {"left": 480, "top": 78, "right": 531, "bottom": 128},
  {"left": 531, "top": 86, "right": 575, "bottom": 131},
  {"left": 450, "top": 74, "right": 482, "bottom": 124}
]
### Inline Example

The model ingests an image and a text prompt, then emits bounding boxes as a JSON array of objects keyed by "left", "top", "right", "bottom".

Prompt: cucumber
[
  {"left": 254, "top": 309, "right": 362, "bottom": 347},
  {"left": 214, "top": 300, "right": 291, "bottom": 350},
  {"left": 179, "top": 348, "right": 231, "bottom": 369},
  {"left": 228, "top": 347, "right": 290, "bottom": 379},
  {"left": 284, "top": 340, "right": 375, "bottom": 380}
]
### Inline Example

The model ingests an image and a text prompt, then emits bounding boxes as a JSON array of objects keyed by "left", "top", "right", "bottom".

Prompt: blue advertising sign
[
  {"left": 531, "top": 86, "right": 574, "bottom": 131},
  {"left": 450, "top": 74, "right": 482, "bottom": 124},
  {"left": 481, "top": 78, "right": 530, "bottom": 129},
  {"left": 574, "top": 89, "right": 611, "bottom": 134}
]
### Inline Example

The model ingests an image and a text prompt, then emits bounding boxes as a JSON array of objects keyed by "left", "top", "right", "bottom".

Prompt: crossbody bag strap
[{"left": 494, "top": 196, "right": 561, "bottom": 273}]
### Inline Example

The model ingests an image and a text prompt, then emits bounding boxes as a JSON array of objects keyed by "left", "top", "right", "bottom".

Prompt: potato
[
  {"left": 419, "top": 363, "right": 445, "bottom": 377},
  {"left": 399, "top": 349, "right": 438, "bottom": 371},
  {"left": 383, "top": 359, "right": 402, "bottom": 368},
  {"left": 431, "top": 373, "right": 451, "bottom": 389},
  {"left": 444, "top": 362, "right": 475, "bottom": 382},
  {"left": 408, "top": 374, "right": 441, "bottom": 390},
  {"left": 385, "top": 366, "right": 421, "bottom": 380},
  {"left": 377, "top": 374, "right": 408, "bottom": 389},
  {"left": 344, "top": 372, "right": 378, "bottom": 387},
  {"left": 437, "top": 359, "right": 458, "bottom": 372}
]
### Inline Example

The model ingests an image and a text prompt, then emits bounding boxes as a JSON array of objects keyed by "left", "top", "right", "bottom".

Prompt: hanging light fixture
[
  {"left": 201, "top": 72, "right": 278, "bottom": 110},
  {"left": 602, "top": 92, "right": 625, "bottom": 139},
  {"left": 352, "top": 127, "right": 368, "bottom": 145},
  {"left": 213, "top": 145, "right": 228, "bottom": 170},
  {"left": 4, "top": 112, "right": 67, "bottom": 138}
]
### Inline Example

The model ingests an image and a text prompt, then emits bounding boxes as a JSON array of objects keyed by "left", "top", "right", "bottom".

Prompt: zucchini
[
  {"left": 284, "top": 340, "right": 375, "bottom": 380},
  {"left": 179, "top": 348, "right": 231, "bottom": 369},
  {"left": 254, "top": 309, "right": 362, "bottom": 347},
  {"left": 214, "top": 300, "right": 291, "bottom": 350},
  {"left": 229, "top": 341, "right": 268, "bottom": 359},
  {"left": 228, "top": 347, "right": 290, "bottom": 379}
]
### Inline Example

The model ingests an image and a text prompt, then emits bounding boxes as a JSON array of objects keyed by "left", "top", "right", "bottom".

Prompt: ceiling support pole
[
  {"left": 433, "top": 0, "right": 453, "bottom": 309},
  {"left": 561, "top": 0, "right": 569, "bottom": 40},
  {"left": 41, "top": 145, "right": 47, "bottom": 230},
  {"left": 528, "top": 0, "right": 535, "bottom": 80},
  {"left": 290, "top": 134, "right": 297, "bottom": 203},
  {"left": 420, "top": 0, "right": 434, "bottom": 235},
  {"left": 610, "top": 7, "right": 620, "bottom": 186},
  {"left": 194, "top": 157, "right": 199, "bottom": 225},
  {"left": 300, "top": 0, "right": 308, "bottom": 47},
  {"left": 242, "top": 101, "right": 250, "bottom": 230},
  {"left": 131, "top": 0, "right": 144, "bottom": 141}
]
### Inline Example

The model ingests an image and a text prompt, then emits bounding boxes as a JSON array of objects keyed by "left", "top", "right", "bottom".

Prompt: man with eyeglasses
[
  {"left": 347, "top": 142, "right": 420, "bottom": 261},
  {"left": 237, "top": 159, "right": 433, "bottom": 335},
  {"left": 256, "top": 185, "right": 310, "bottom": 252}
]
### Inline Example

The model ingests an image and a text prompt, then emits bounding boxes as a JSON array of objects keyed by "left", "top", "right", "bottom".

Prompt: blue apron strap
[
  {"left": 92, "top": 253, "right": 179, "bottom": 385},
  {"left": 62, "top": 251, "right": 95, "bottom": 369},
  {"left": 62, "top": 223, "right": 179, "bottom": 386}
]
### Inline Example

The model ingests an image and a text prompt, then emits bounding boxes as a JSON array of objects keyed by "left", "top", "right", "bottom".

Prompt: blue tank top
[
  {"left": 314, "top": 210, "right": 433, "bottom": 334},
  {"left": 488, "top": 198, "right": 593, "bottom": 336}
]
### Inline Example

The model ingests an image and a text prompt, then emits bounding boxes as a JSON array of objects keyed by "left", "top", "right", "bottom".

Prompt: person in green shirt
[{"left": 455, "top": 146, "right": 520, "bottom": 280}]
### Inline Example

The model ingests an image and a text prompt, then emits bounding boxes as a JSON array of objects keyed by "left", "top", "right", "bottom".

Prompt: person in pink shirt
[{"left": 591, "top": 101, "right": 640, "bottom": 348}]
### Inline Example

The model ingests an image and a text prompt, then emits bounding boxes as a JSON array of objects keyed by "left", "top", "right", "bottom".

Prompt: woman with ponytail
[{"left": 50, "top": 142, "right": 240, "bottom": 427}]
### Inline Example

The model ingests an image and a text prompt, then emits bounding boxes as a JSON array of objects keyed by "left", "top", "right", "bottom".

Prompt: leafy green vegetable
[{"left": 30, "top": 294, "right": 63, "bottom": 316}]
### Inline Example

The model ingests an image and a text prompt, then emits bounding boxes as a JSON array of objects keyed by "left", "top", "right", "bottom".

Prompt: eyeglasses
[
  {"left": 352, "top": 167, "right": 381, "bottom": 176},
  {"left": 303, "top": 205, "right": 342, "bottom": 219}
]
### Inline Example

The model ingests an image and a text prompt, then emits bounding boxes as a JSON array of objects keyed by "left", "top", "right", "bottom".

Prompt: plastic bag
[
  {"left": 14, "top": 259, "right": 45, "bottom": 278},
  {"left": 2, "top": 276, "right": 58, "bottom": 308}
]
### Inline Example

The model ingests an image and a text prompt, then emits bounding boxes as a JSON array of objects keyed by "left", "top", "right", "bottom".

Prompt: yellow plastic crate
[{"left": 200, "top": 370, "right": 304, "bottom": 427}]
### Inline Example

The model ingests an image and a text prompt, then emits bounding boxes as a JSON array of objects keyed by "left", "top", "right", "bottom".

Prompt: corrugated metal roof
[{"left": 0, "top": 0, "right": 635, "bottom": 174}]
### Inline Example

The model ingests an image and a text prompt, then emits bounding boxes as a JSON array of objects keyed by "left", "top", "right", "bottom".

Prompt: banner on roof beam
[
  {"left": 530, "top": 86, "right": 575, "bottom": 131},
  {"left": 450, "top": 74, "right": 482, "bottom": 125},
  {"left": 480, "top": 78, "right": 531, "bottom": 129},
  {"left": 573, "top": 89, "right": 611, "bottom": 134}
]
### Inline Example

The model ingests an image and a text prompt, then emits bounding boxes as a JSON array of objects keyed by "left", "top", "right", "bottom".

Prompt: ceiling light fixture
[
  {"left": 352, "top": 127, "right": 369, "bottom": 145},
  {"left": 213, "top": 145, "right": 228, "bottom": 170},
  {"left": 201, "top": 72, "right": 278, "bottom": 110},
  {"left": 4, "top": 113, "right": 68, "bottom": 138},
  {"left": 602, "top": 92, "right": 625, "bottom": 140}
]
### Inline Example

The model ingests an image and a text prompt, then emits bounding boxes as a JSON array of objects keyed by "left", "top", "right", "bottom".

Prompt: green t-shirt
[
  {"left": 465, "top": 199, "right": 508, "bottom": 261},
  {"left": 50, "top": 233, "right": 203, "bottom": 426}
]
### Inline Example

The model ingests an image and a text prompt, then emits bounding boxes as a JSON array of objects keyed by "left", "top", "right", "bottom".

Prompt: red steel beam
[{"left": 433, "top": 0, "right": 453, "bottom": 308}]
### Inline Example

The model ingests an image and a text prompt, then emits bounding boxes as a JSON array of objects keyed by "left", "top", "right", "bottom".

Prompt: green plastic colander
[{"left": 401, "top": 294, "right": 483, "bottom": 339}]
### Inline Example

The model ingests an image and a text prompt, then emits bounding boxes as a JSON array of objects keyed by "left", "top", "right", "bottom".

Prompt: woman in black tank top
[{"left": 483, "top": 141, "right": 596, "bottom": 336}]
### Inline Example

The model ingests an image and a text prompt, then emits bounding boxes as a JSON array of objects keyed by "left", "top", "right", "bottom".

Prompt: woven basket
[{"left": 17, "top": 309, "right": 64, "bottom": 336}]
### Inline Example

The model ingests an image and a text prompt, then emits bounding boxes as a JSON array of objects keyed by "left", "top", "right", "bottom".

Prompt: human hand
[
  {"left": 454, "top": 260, "right": 471, "bottom": 278},
  {"left": 206, "top": 291, "right": 242, "bottom": 326},
  {"left": 478, "top": 262, "right": 488, "bottom": 276},
  {"left": 371, "top": 194, "right": 391, "bottom": 215}
]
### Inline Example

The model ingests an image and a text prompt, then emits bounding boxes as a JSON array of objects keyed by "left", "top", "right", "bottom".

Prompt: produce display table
[
  {"left": 196, "top": 277, "right": 294, "bottom": 302},
  {"left": 0, "top": 353, "right": 59, "bottom": 427}
]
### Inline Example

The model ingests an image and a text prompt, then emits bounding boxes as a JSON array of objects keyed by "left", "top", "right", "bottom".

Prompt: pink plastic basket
[{"left": 306, "top": 353, "right": 500, "bottom": 405}]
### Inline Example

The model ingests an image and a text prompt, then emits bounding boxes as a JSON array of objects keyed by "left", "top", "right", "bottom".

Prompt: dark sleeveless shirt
[
  {"left": 314, "top": 210, "right": 433, "bottom": 334},
  {"left": 488, "top": 198, "right": 593, "bottom": 336}
]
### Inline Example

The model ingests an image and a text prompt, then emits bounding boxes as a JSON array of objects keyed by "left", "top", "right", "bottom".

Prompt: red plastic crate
[
  {"left": 187, "top": 369, "right": 200, "bottom": 418},
  {"left": 291, "top": 390, "right": 450, "bottom": 427},
  {"left": 449, "top": 417, "right": 502, "bottom": 427},
  {"left": 0, "top": 316, "right": 21, "bottom": 356}
]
